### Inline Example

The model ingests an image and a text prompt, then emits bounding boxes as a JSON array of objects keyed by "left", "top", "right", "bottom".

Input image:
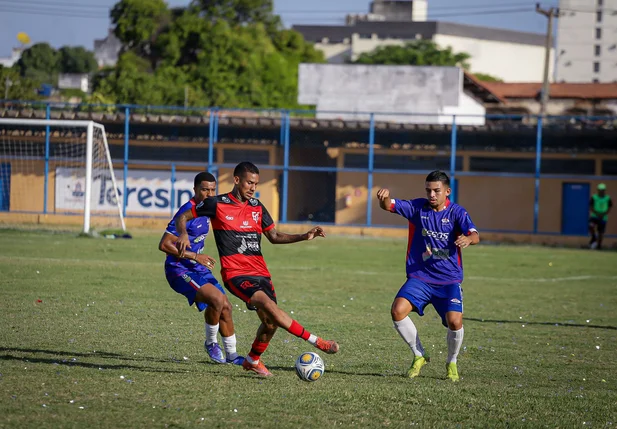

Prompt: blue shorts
[
  {"left": 166, "top": 271, "right": 225, "bottom": 312},
  {"left": 396, "top": 277, "right": 463, "bottom": 327}
]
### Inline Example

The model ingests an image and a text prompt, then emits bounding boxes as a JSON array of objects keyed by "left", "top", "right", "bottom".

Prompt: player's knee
[
  {"left": 447, "top": 319, "right": 463, "bottom": 330},
  {"left": 207, "top": 290, "right": 226, "bottom": 312},
  {"left": 390, "top": 302, "right": 408, "bottom": 321}
]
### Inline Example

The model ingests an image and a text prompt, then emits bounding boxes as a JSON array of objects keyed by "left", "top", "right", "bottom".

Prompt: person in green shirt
[{"left": 589, "top": 183, "right": 613, "bottom": 250}]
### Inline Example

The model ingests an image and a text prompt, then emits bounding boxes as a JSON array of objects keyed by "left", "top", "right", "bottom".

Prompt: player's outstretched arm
[
  {"left": 377, "top": 188, "right": 393, "bottom": 211},
  {"left": 264, "top": 226, "right": 326, "bottom": 245},
  {"left": 175, "top": 210, "right": 195, "bottom": 257}
]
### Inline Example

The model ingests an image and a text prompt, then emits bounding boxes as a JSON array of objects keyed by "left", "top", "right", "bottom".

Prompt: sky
[{"left": 0, "top": 0, "right": 560, "bottom": 57}]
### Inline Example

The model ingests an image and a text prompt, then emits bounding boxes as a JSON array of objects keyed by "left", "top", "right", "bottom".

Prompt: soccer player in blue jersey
[
  {"left": 377, "top": 170, "right": 479, "bottom": 382},
  {"left": 158, "top": 172, "right": 244, "bottom": 366}
]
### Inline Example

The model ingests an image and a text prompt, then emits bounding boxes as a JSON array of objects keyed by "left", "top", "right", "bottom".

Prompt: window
[
  {"left": 595, "top": 45, "right": 601, "bottom": 56},
  {"left": 594, "top": 62, "right": 601, "bottom": 73},
  {"left": 597, "top": 0, "right": 603, "bottom": 6},
  {"left": 596, "top": 27, "right": 602, "bottom": 39},
  {"left": 593, "top": 78, "right": 600, "bottom": 83},
  {"left": 597, "top": 10, "right": 603, "bottom": 22}
]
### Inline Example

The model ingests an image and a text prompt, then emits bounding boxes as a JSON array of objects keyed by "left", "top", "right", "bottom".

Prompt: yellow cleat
[
  {"left": 407, "top": 355, "right": 428, "bottom": 378},
  {"left": 446, "top": 362, "right": 460, "bottom": 382}
]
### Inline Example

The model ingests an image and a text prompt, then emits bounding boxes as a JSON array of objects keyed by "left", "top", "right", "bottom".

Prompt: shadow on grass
[
  {"left": 0, "top": 347, "right": 190, "bottom": 365},
  {"left": 466, "top": 318, "right": 617, "bottom": 330}
]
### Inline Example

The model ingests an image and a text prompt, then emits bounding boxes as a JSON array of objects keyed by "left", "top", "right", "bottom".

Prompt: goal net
[{"left": 0, "top": 119, "right": 126, "bottom": 234}]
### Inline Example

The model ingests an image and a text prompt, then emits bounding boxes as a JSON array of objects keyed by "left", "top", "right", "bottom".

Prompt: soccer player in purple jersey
[
  {"left": 377, "top": 170, "right": 479, "bottom": 381},
  {"left": 158, "top": 172, "right": 244, "bottom": 366}
]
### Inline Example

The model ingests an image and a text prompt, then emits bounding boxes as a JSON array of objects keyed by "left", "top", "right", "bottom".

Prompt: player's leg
[
  {"left": 589, "top": 218, "right": 598, "bottom": 248},
  {"left": 195, "top": 282, "right": 231, "bottom": 364},
  {"left": 433, "top": 283, "right": 464, "bottom": 382},
  {"left": 249, "top": 289, "right": 340, "bottom": 355},
  {"left": 391, "top": 278, "right": 432, "bottom": 378},
  {"left": 242, "top": 305, "right": 278, "bottom": 376},
  {"left": 217, "top": 294, "right": 244, "bottom": 365},
  {"left": 597, "top": 220, "right": 606, "bottom": 250}
]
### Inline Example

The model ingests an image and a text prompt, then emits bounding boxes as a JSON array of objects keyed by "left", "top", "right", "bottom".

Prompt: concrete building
[
  {"left": 294, "top": 1, "right": 553, "bottom": 83},
  {"left": 556, "top": 0, "right": 617, "bottom": 83},
  {"left": 94, "top": 29, "right": 122, "bottom": 68},
  {"left": 0, "top": 48, "right": 23, "bottom": 68}
]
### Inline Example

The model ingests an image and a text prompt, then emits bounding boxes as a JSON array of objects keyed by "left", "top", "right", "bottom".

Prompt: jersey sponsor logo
[
  {"left": 193, "top": 234, "right": 207, "bottom": 243},
  {"left": 241, "top": 220, "right": 252, "bottom": 229},
  {"left": 422, "top": 247, "right": 450, "bottom": 261},
  {"left": 252, "top": 212, "right": 260, "bottom": 223},
  {"left": 422, "top": 228, "right": 449, "bottom": 241},
  {"left": 239, "top": 280, "right": 253, "bottom": 289},
  {"left": 249, "top": 198, "right": 258, "bottom": 206},
  {"left": 225, "top": 215, "right": 234, "bottom": 220},
  {"left": 450, "top": 298, "right": 461, "bottom": 304},
  {"left": 237, "top": 237, "right": 260, "bottom": 254},
  {"left": 442, "top": 218, "right": 450, "bottom": 224}
]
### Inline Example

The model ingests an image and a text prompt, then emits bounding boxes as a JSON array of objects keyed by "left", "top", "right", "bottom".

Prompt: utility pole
[{"left": 536, "top": 3, "right": 559, "bottom": 119}]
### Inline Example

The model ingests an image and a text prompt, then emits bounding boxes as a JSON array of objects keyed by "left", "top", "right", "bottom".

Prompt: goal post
[{"left": 0, "top": 118, "right": 126, "bottom": 234}]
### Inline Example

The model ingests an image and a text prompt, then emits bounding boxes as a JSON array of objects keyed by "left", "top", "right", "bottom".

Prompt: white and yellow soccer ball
[{"left": 295, "top": 352, "right": 325, "bottom": 382}]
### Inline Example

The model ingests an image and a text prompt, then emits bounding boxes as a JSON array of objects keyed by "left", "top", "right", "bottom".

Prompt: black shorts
[
  {"left": 224, "top": 276, "right": 277, "bottom": 309},
  {"left": 589, "top": 217, "right": 607, "bottom": 234}
]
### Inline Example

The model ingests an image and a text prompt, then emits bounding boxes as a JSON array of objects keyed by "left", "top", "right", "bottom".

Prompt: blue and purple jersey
[
  {"left": 390, "top": 198, "right": 478, "bottom": 284},
  {"left": 164, "top": 198, "right": 212, "bottom": 278}
]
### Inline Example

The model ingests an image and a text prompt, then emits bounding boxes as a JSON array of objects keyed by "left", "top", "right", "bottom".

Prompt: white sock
[
  {"left": 221, "top": 334, "right": 238, "bottom": 359},
  {"left": 246, "top": 355, "right": 259, "bottom": 364},
  {"left": 393, "top": 317, "right": 425, "bottom": 357},
  {"left": 307, "top": 334, "right": 318, "bottom": 345},
  {"left": 447, "top": 327, "right": 464, "bottom": 364},
  {"left": 205, "top": 323, "right": 219, "bottom": 345}
]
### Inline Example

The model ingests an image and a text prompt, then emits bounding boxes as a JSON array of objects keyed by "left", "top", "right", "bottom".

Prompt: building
[
  {"left": 0, "top": 48, "right": 23, "bottom": 68},
  {"left": 294, "top": 1, "right": 553, "bottom": 83},
  {"left": 556, "top": 0, "right": 617, "bottom": 83},
  {"left": 94, "top": 29, "right": 122, "bottom": 68},
  {"left": 58, "top": 73, "right": 90, "bottom": 93}
]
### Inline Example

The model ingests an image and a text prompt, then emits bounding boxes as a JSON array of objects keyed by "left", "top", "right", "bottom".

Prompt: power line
[{"left": 0, "top": 0, "right": 111, "bottom": 8}]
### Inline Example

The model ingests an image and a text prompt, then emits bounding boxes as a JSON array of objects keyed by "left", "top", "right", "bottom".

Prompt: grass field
[{"left": 0, "top": 228, "right": 616, "bottom": 428}]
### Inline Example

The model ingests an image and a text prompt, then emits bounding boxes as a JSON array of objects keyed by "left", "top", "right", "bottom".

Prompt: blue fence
[{"left": 1, "top": 100, "right": 617, "bottom": 236}]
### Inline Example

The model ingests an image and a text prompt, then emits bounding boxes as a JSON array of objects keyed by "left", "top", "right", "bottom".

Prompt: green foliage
[
  {"left": 354, "top": 40, "right": 471, "bottom": 69},
  {"left": 95, "top": 0, "right": 323, "bottom": 108},
  {"left": 17, "top": 43, "right": 59, "bottom": 83},
  {"left": 472, "top": 72, "right": 503, "bottom": 82},
  {"left": 0, "top": 65, "right": 41, "bottom": 100},
  {"left": 58, "top": 46, "right": 98, "bottom": 74}
]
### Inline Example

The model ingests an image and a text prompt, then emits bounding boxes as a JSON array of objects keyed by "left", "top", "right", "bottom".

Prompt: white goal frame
[{"left": 0, "top": 118, "right": 126, "bottom": 233}]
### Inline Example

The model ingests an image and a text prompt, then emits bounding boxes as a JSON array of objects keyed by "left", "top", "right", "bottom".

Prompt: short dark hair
[
  {"left": 194, "top": 172, "right": 216, "bottom": 187},
  {"left": 233, "top": 162, "right": 260, "bottom": 178},
  {"left": 425, "top": 170, "right": 450, "bottom": 187}
]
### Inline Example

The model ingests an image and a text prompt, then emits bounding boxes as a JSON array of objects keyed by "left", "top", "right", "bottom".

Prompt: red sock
[
  {"left": 248, "top": 339, "right": 269, "bottom": 361},
  {"left": 288, "top": 320, "right": 311, "bottom": 341}
]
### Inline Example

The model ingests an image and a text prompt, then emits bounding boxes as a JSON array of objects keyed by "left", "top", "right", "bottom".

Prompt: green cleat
[
  {"left": 407, "top": 355, "right": 429, "bottom": 378},
  {"left": 446, "top": 362, "right": 460, "bottom": 382}
]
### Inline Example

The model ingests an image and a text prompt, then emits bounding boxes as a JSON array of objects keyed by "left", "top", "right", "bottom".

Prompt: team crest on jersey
[
  {"left": 442, "top": 218, "right": 450, "bottom": 224},
  {"left": 249, "top": 198, "right": 258, "bottom": 206},
  {"left": 252, "top": 212, "right": 260, "bottom": 223},
  {"left": 222, "top": 196, "right": 231, "bottom": 203}
]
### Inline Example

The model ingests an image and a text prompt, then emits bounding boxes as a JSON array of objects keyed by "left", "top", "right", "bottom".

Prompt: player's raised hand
[
  {"left": 306, "top": 226, "right": 326, "bottom": 240},
  {"left": 377, "top": 188, "right": 392, "bottom": 210},
  {"left": 454, "top": 235, "right": 473, "bottom": 249},
  {"left": 176, "top": 233, "right": 191, "bottom": 257},
  {"left": 194, "top": 254, "right": 216, "bottom": 270}
]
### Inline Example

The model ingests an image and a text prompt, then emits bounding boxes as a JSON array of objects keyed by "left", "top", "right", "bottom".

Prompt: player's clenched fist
[{"left": 377, "top": 188, "right": 391, "bottom": 210}]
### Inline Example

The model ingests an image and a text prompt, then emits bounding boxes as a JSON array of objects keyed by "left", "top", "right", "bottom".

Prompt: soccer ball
[{"left": 295, "top": 352, "right": 325, "bottom": 382}]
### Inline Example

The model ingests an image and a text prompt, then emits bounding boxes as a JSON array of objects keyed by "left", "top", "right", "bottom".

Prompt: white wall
[
  {"left": 556, "top": 0, "right": 617, "bottom": 83},
  {"left": 433, "top": 34, "right": 553, "bottom": 82}
]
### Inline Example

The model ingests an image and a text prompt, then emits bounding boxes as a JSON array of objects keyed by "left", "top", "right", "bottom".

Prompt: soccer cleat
[
  {"left": 446, "top": 362, "right": 460, "bottom": 382},
  {"left": 315, "top": 338, "right": 340, "bottom": 354},
  {"left": 226, "top": 355, "right": 245, "bottom": 366},
  {"left": 205, "top": 342, "right": 226, "bottom": 364},
  {"left": 242, "top": 359, "right": 273, "bottom": 377},
  {"left": 407, "top": 355, "right": 428, "bottom": 378}
]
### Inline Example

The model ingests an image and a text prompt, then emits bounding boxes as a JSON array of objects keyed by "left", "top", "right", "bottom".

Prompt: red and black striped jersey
[{"left": 191, "top": 192, "right": 275, "bottom": 282}]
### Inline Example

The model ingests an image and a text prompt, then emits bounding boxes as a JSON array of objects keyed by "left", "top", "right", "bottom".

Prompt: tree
[
  {"left": 0, "top": 65, "right": 41, "bottom": 100},
  {"left": 17, "top": 43, "right": 59, "bottom": 83},
  {"left": 97, "top": 1, "right": 323, "bottom": 108},
  {"left": 472, "top": 72, "right": 503, "bottom": 82},
  {"left": 58, "top": 47, "right": 98, "bottom": 74},
  {"left": 353, "top": 40, "right": 471, "bottom": 69}
]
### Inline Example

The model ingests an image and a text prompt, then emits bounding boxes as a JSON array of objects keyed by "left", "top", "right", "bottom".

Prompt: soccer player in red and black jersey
[{"left": 175, "top": 162, "right": 340, "bottom": 377}]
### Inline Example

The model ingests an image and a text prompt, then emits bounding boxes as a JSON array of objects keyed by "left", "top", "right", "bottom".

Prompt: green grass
[{"left": 0, "top": 229, "right": 616, "bottom": 428}]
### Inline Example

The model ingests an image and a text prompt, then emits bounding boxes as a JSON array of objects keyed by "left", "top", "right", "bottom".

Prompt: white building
[
  {"left": 556, "top": 0, "right": 617, "bottom": 83},
  {"left": 294, "top": 1, "right": 553, "bottom": 83},
  {"left": 94, "top": 29, "right": 122, "bottom": 68},
  {"left": 0, "top": 48, "right": 23, "bottom": 68},
  {"left": 58, "top": 73, "right": 90, "bottom": 93}
]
